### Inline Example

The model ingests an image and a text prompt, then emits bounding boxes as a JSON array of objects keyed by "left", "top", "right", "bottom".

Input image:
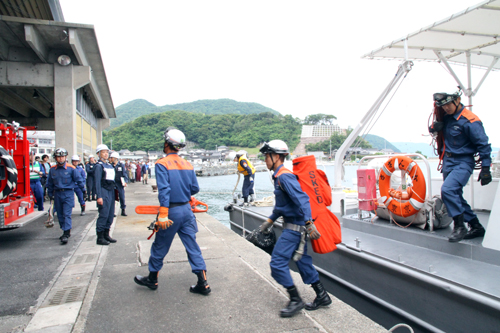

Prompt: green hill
[
  {"left": 103, "top": 110, "right": 301, "bottom": 152},
  {"left": 364, "top": 134, "right": 401, "bottom": 153},
  {"left": 110, "top": 98, "right": 281, "bottom": 129}
]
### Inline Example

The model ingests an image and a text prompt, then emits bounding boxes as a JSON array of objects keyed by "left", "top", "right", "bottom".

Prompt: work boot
[
  {"left": 189, "top": 270, "right": 211, "bottom": 295},
  {"left": 134, "top": 271, "right": 158, "bottom": 290},
  {"left": 305, "top": 281, "right": 332, "bottom": 311},
  {"left": 60, "top": 230, "right": 71, "bottom": 245},
  {"left": 464, "top": 217, "right": 486, "bottom": 239},
  {"left": 103, "top": 229, "right": 117, "bottom": 243},
  {"left": 280, "top": 286, "right": 305, "bottom": 317},
  {"left": 121, "top": 209, "right": 127, "bottom": 216},
  {"left": 239, "top": 197, "right": 248, "bottom": 207},
  {"left": 449, "top": 213, "right": 467, "bottom": 243},
  {"left": 96, "top": 231, "right": 110, "bottom": 246},
  {"left": 80, "top": 204, "right": 86, "bottom": 216}
]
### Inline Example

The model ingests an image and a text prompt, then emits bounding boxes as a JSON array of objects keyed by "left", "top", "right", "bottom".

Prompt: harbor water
[{"left": 196, "top": 160, "right": 441, "bottom": 228}]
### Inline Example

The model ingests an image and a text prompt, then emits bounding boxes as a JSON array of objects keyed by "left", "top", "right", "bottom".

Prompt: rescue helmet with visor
[
  {"left": 259, "top": 140, "right": 289, "bottom": 156},
  {"left": 433, "top": 89, "right": 462, "bottom": 107}
]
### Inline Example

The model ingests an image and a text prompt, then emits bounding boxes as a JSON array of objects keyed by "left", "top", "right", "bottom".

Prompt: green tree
[{"left": 303, "top": 113, "right": 337, "bottom": 125}]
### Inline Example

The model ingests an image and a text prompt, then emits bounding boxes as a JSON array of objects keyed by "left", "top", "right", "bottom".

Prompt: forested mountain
[
  {"left": 364, "top": 134, "right": 401, "bottom": 153},
  {"left": 103, "top": 110, "right": 301, "bottom": 152},
  {"left": 110, "top": 98, "right": 281, "bottom": 129}
]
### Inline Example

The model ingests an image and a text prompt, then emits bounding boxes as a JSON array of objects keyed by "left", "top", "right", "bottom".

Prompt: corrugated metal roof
[{"left": 0, "top": 0, "right": 64, "bottom": 21}]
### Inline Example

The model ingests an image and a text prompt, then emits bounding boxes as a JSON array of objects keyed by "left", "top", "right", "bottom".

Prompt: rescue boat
[{"left": 227, "top": 2, "right": 500, "bottom": 332}]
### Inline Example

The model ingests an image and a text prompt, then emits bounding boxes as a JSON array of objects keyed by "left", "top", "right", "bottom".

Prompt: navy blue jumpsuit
[
  {"left": 47, "top": 163, "right": 85, "bottom": 231},
  {"left": 148, "top": 153, "right": 206, "bottom": 274},
  {"left": 74, "top": 165, "right": 86, "bottom": 207},
  {"left": 268, "top": 165, "right": 319, "bottom": 288},
  {"left": 441, "top": 106, "right": 491, "bottom": 220},
  {"left": 85, "top": 162, "right": 96, "bottom": 200},
  {"left": 94, "top": 160, "right": 116, "bottom": 233},
  {"left": 114, "top": 161, "right": 128, "bottom": 210}
]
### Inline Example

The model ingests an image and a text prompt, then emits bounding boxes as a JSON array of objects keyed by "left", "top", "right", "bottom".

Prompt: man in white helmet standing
[
  {"left": 259, "top": 140, "right": 330, "bottom": 318},
  {"left": 94, "top": 144, "right": 117, "bottom": 245},
  {"left": 109, "top": 151, "right": 128, "bottom": 216},
  {"left": 134, "top": 128, "right": 210, "bottom": 295},
  {"left": 71, "top": 155, "right": 87, "bottom": 216},
  {"left": 47, "top": 148, "right": 86, "bottom": 244},
  {"left": 234, "top": 150, "right": 256, "bottom": 205}
]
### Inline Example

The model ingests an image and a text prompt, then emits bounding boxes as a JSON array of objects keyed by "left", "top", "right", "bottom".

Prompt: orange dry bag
[{"left": 292, "top": 155, "right": 341, "bottom": 253}]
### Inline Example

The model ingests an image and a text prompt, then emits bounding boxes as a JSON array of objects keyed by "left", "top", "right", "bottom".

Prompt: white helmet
[
  {"left": 164, "top": 128, "right": 186, "bottom": 150},
  {"left": 110, "top": 152, "right": 119, "bottom": 159},
  {"left": 228, "top": 152, "right": 237, "bottom": 160},
  {"left": 71, "top": 154, "right": 80, "bottom": 161},
  {"left": 88, "top": 154, "right": 94, "bottom": 159},
  {"left": 96, "top": 144, "right": 109, "bottom": 153},
  {"left": 259, "top": 140, "right": 289, "bottom": 156}
]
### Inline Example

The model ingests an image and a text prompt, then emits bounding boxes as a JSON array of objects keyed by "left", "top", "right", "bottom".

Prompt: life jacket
[
  {"left": 237, "top": 156, "right": 256, "bottom": 176},
  {"left": 292, "top": 155, "right": 341, "bottom": 253}
]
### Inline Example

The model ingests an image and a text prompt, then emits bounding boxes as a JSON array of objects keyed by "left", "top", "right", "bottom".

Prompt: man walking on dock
[
  {"left": 259, "top": 140, "right": 331, "bottom": 318},
  {"left": 134, "top": 128, "right": 210, "bottom": 295},
  {"left": 234, "top": 150, "right": 255, "bottom": 206},
  {"left": 431, "top": 91, "right": 492, "bottom": 242}
]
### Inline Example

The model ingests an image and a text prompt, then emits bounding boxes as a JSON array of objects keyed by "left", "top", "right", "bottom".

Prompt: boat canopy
[{"left": 362, "top": 0, "right": 500, "bottom": 71}]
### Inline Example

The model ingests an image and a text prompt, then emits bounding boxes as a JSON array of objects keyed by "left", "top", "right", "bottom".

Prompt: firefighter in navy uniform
[
  {"left": 94, "top": 144, "right": 117, "bottom": 245},
  {"left": 109, "top": 151, "right": 128, "bottom": 216},
  {"left": 259, "top": 140, "right": 331, "bottom": 318},
  {"left": 85, "top": 155, "right": 97, "bottom": 201},
  {"left": 71, "top": 155, "right": 87, "bottom": 216},
  {"left": 47, "top": 148, "right": 86, "bottom": 244},
  {"left": 234, "top": 150, "right": 256, "bottom": 205},
  {"left": 134, "top": 128, "right": 210, "bottom": 295},
  {"left": 430, "top": 91, "right": 492, "bottom": 242}
]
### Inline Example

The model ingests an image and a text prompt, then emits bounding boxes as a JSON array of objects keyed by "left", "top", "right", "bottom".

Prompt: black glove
[
  {"left": 428, "top": 121, "right": 444, "bottom": 134},
  {"left": 50, "top": 195, "right": 54, "bottom": 200},
  {"left": 478, "top": 166, "right": 492, "bottom": 186}
]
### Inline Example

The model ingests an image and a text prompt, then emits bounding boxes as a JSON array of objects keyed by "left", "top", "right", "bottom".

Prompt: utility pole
[
  {"left": 330, "top": 138, "right": 332, "bottom": 160},
  {"left": 110, "top": 138, "right": 113, "bottom": 150}
]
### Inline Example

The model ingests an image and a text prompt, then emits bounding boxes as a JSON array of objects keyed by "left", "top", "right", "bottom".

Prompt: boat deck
[{"left": 232, "top": 205, "right": 500, "bottom": 301}]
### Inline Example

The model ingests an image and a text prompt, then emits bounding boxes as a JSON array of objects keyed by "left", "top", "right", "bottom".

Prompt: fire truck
[{"left": 0, "top": 120, "right": 46, "bottom": 229}]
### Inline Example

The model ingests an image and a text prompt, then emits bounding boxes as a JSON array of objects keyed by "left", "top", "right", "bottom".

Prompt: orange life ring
[
  {"left": 378, "top": 156, "right": 426, "bottom": 218},
  {"left": 190, "top": 196, "right": 208, "bottom": 213}
]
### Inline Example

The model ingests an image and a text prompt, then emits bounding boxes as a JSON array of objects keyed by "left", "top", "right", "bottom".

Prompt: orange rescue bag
[{"left": 292, "top": 155, "right": 341, "bottom": 253}]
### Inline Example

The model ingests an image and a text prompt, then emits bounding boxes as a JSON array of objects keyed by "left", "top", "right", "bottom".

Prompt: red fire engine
[{"left": 0, "top": 120, "right": 46, "bottom": 229}]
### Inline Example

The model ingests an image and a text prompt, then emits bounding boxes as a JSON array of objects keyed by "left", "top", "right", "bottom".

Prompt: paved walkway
[{"left": 23, "top": 181, "right": 387, "bottom": 333}]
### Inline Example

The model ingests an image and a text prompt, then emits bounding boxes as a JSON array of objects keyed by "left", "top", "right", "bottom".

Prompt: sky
[{"left": 59, "top": 0, "right": 500, "bottom": 147}]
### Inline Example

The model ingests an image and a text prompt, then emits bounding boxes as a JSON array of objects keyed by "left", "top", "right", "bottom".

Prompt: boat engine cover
[
  {"left": 433, "top": 195, "right": 453, "bottom": 229},
  {"left": 245, "top": 227, "right": 276, "bottom": 254}
]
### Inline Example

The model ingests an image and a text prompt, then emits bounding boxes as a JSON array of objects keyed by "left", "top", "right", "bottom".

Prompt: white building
[
  {"left": 301, "top": 125, "right": 344, "bottom": 138},
  {"left": 28, "top": 131, "right": 55, "bottom": 157}
]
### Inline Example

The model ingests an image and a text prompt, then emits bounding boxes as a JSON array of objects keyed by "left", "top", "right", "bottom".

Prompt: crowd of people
[{"left": 32, "top": 149, "right": 153, "bottom": 245}]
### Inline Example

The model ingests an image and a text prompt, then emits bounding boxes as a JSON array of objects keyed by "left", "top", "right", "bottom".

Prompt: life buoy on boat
[
  {"left": 378, "top": 156, "right": 426, "bottom": 218},
  {"left": 189, "top": 196, "right": 208, "bottom": 213}
]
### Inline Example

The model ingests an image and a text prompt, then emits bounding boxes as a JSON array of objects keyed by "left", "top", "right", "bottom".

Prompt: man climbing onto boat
[
  {"left": 430, "top": 91, "right": 492, "bottom": 242},
  {"left": 234, "top": 150, "right": 256, "bottom": 206},
  {"left": 134, "top": 128, "right": 210, "bottom": 295},
  {"left": 259, "top": 140, "right": 331, "bottom": 317}
]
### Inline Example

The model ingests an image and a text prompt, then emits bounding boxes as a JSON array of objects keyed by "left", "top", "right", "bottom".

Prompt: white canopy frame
[{"left": 332, "top": 1, "right": 500, "bottom": 250}]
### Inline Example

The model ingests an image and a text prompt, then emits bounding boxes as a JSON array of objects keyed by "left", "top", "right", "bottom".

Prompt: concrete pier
[{"left": 24, "top": 181, "right": 387, "bottom": 333}]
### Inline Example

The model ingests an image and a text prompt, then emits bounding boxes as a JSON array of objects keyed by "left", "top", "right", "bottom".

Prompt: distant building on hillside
[{"left": 301, "top": 125, "right": 345, "bottom": 138}]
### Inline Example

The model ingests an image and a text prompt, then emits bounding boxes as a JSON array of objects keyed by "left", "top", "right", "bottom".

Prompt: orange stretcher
[{"left": 135, "top": 196, "right": 208, "bottom": 215}]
